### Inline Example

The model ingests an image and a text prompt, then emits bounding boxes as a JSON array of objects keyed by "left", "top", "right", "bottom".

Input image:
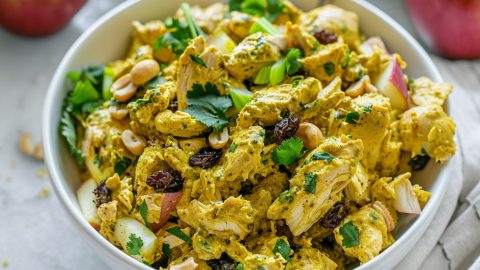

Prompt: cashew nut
[
  {"left": 112, "top": 74, "right": 138, "bottom": 102},
  {"left": 130, "top": 59, "right": 160, "bottom": 85},
  {"left": 33, "top": 144, "right": 44, "bottom": 161},
  {"left": 372, "top": 201, "right": 395, "bottom": 232},
  {"left": 345, "top": 75, "right": 370, "bottom": 98},
  {"left": 121, "top": 129, "right": 147, "bottom": 155},
  {"left": 170, "top": 257, "right": 198, "bottom": 270},
  {"left": 179, "top": 138, "right": 208, "bottom": 153},
  {"left": 294, "top": 123, "right": 324, "bottom": 150},
  {"left": 109, "top": 106, "right": 129, "bottom": 120},
  {"left": 208, "top": 127, "right": 229, "bottom": 149},
  {"left": 19, "top": 132, "right": 34, "bottom": 156}
]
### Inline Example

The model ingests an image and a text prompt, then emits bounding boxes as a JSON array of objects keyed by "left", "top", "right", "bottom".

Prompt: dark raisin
[
  {"left": 408, "top": 154, "right": 431, "bottom": 171},
  {"left": 146, "top": 169, "right": 184, "bottom": 192},
  {"left": 239, "top": 181, "right": 254, "bottom": 195},
  {"left": 206, "top": 254, "right": 239, "bottom": 270},
  {"left": 320, "top": 203, "right": 349, "bottom": 228},
  {"left": 188, "top": 147, "right": 222, "bottom": 169},
  {"left": 313, "top": 29, "right": 338, "bottom": 45},
  {"left": 168, "top": 100, "right": 179, "bottom": 112},
  {"left": 93, "top": 181, "right": 110, "bottom": 207},
  {"left": 273, "top": 116, "right": 300, "bottom": 144}
]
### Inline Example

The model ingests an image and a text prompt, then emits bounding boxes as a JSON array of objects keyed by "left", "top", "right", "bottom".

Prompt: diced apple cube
[
  {"left": 359, "top": 37, "right": 387, "bottom": 55},
  {"left": 374, "top": 57, "right": 409, "bottom": 110},
  {"left": 76, "top": 179, "right": 100, "bottom": 229},
  {"left": 115, "top": 217, "right": 158, "bottom": 264},
  {"left": 207, "top": 30, "right": 236, "bottom": 54}
]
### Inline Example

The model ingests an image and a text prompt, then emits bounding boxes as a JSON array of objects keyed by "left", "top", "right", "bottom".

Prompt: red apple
[
  {"left": 0, "top": 0, "right": 86, "bottom": 37},
  {"left": 374, "top": 57, "right": 409, "bottom": 110},
  {"left": 358, "top": 37, "right": 387, "bottom": 55},
  {"left": 405, "top": 0, "right": 480, "bottom": 59},
  {"left": 152, "top": 191, "right": 183, "bottom": 232}
]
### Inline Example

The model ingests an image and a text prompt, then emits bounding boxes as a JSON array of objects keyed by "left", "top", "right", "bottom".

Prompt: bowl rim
[{"left": 43, "top": 0, "right": 448, "bottom": 269}]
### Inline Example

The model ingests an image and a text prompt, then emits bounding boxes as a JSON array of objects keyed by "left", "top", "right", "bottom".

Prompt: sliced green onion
[
  {"left": 181, "top": 3, "right": 206, "bottom": 38},
  {"left": 270, "top": 58, "right": 286, "bottom": 85},
  {"left": 166, "top": 227, "right": 192, "bottom": 244},
  {"left": 249, "top": 17, "right": 280, "bottom": 35},
  {"left": 229, "top": 87, "right": 254, "bottom": 110},
  {"left": 102, "top": 67, "right": 113, "bottom": 100},
  {"left": 255, "top": 65, "right": 272, "bottom": 85}
]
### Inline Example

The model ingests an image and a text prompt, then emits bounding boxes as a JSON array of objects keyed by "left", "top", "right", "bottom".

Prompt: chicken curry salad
[{"left": 61, "top": 1, "right": 456, "bottom": 269}]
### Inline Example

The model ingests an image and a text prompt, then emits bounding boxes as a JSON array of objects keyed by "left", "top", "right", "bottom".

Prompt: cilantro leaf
[
  {"left": 278, "top": 189, "right": 294, "bottom": 203},
  {"left": 237, "top": 264, "right": 245, "bottom": 270},
  {"left": 126, "top": 233, "right": 143, "bottom": 255},
  {"left": 69, "top": 79, "right": 99, "bottom": 106},
  {"left": 304, "top": 173, "right": 317, "bottom": 194},
  {"left": 60, "top": 111, "right": 84, "bottom": 164},
  {"left": 266, "top": 0, "right": 285, "bottom": 22},
  {"left": 370, "top": 212, "right": 378, "bottom": 221},
  {"left": 228, "top": 0, "right": 285, "bottom": 22},
  {"left": 166, "top": 227, "right": 192, "bottom": 244},
  {"left": 139, "top": 200, "right": 151, "bottom": 230},
  {"left": 323, "top": 62, "right": 335, "bottom": 76},
  {"left": 285, "top": 48, "right": 302, "bottom": 76},
  {"left": 153, "top": 18, "right": 191, "bottom": 55},
  {"left": 345, "top": 111, "right": 360, "bottom": 124},
  {"left": 184, "top": 83, "right": 233, "bottom": 132},
  {"left": 363, "top": 105, "right": 372, "bottom": 113},
  {"left": 341, "top": 49, "right": 351, "bottom": 69},
  {"left": 339, "top": 221, "right": 360, "bottom": 248},
  {"left": 228, "top": 0, "right": 243, "bottom": 12},
  {"left": 311, "top": 152, "right": 334, "bottom": 163},
  {"left": 272, "top": 239, "right": 291, "bottom": 262},
  {"left": 190, "top": 55, "right": 207, "bottom": 68},
  {"left": 229, "top": 143, "right": 238, "bottom": 153},
  {"left": 272, "top": 138, "right": 304, "bottom": 166},
  {"left": 114, "top": 157, "right": 132, "bottom": 175}
]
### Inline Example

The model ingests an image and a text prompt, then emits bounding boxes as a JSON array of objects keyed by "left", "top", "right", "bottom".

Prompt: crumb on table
[{"left": 38, "top": 186, "right": 50, "bottom": 199}]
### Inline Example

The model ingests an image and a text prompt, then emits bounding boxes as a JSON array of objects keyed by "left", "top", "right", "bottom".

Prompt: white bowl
[{"left": 43, "top": 0, "right": 451, "bottom": 269}]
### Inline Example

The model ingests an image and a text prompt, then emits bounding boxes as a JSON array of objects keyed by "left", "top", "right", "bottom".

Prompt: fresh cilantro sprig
[
  {"left": 272, "top": 239, "right": 291, "bottom": 262},
  {"left": 60, "top": 112, "right": 84, "bottom": 164},
  {"left": 139, "top": 200, "right": 152, "bottom": 230},
  {"left": 285, "top": 48, "right": 302, "bottom": 76},
  {"left": 166, "top": 227, "right": 193, "bottom": 244},
  {"left": 339, "top": 221, "right": 360, "bottom": 248},
  {"left": 304, "top": 173, "right": 317, "bottom": 194},
  {"left": 228, "top": 0, "right": 285, "bottom": 22},
  {"left": 183, "top": 83, "right": 233, "bottom": 132},
  {"left": 126, "top": 233, "right": 144, "bottom": 255},
  {"left": 272, "top": 138, "right": 304, "bottom": 166},
  {"left": 114, "top": 157, "right": 132, "bottom": 175},
  {"left": 345, "top": 111, "right": 360, "bottom": 125}
]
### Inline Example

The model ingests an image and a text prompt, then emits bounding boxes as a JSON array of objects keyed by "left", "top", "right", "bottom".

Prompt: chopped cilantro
[
  {"left": 60, "top": 112, "right": 84, "bottom": 164},
  {"left": 278, "top": 189, "right": 294, "bottom": 203},
  {"left": 285, "top": 48, "right": 302, "bottom": 76},
  {"left": 341, "top": 49, "right": 351, "bottom": 69},
  {"left": 139, "top": 200, "right": 151, "bottom": 230},
  {"left": 345, "top": 111, "right": 360, "bottom": 124},
  {"left": 183, "top": 83, "right": 233, "bottom": 132},
  {"left": 190, "top": 55, "right": 207, "bottom": 68},
  {"left": 126, "top": 233, "right": 143, "bottom": 255},
  {"left": 229, "top": 0, "right": 285, "bottom": 22},
  {"left": 134, "top": 98, "right": 152, "bottom": 107},
  {"left": 229, "top": 143, "right": 238, "bottom": 153},
  {"left": 291, "top": 76, "right": 302, "bottom": 87},
  {"left": 370, "top": 212, "right": 378, "bottom": 221},
  {"left": 339, "top": 221, "right": 360, "bottom": 248},
  {"left": 304, "top": 173, "right": 317, "bottom": 194},
  {"left": 272, "top": 138, "right": 304, "bottom": 166},
  {"left": 311, "top": 152, "right": 334, "bottom": 163},
  {"left": 166, "top": 227, "right": 192, "bottom": 244},
  {"left": 363, "top": 105, "right": 372, "bottom": 113},
  {"left": 162, "top": 243, "right": 172, "bottom": 261},
  {"left": 272, "top": 239, "right": 291, "bottom": 262},
  {"left": 323, "top": 62, "right": 335, "bottom": 76},
  {"left": 237, "top": 263, "right": 245, "bottom": 270},
  {"left": 93, "top": 155, "right": 102, "bottom": 167},
  {"left": 266, "top": 0, "right": 285, "bottom": 21},
  {"left": 114, "top": 157, "right": 132, "bottom": 176}
]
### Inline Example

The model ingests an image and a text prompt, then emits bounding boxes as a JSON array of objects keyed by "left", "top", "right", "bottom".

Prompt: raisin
[
  {"left": 313, "top": 29, "right": 338, "bottom": 45},
  {"left": 188, "top": 147, "right": 222, "bottom": 169},
  {"left": 93, "top": 181, "right": 110, "bottom": 207},
  {"left": 320, "top": 203, "right": 349, "bottom": 228},
  {"left": 239, "top": 181, "right": 254, "bottom": 195},
  {"left": 408, "top": 154, "right": 431, "bottom": 171},
  {"left": 146, "top": 169, "right": 184, "bottom": 192},
  {"left": 273, "top": 116, "right": 300, "bottom": 144},
  {"left": 168, "top": 100, "right": 178, "bottom": 112},
  {"left": 206, "top": 254, "right": 239, "bottom": 270}
]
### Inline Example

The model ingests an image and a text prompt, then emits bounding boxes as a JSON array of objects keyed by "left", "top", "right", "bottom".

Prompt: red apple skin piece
[
  {"left": 405, "top": 0, "right": 480, "bottom": 59},
  {"left": 374, "top": 57, "right": 409, "bottom": 111},
  {"left": 152, "top": 191, "right": 183, "bottom": 232},
  {"left": 0, "top": 0, "right": 86, "bottom": 37}
]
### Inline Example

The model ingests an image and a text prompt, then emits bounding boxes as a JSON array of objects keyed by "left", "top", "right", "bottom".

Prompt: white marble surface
[{"left": 0, "top": 1, "right": 479, "bottom": 270}]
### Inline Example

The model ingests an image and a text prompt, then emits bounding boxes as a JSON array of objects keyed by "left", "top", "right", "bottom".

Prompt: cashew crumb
[
  {"left": 38, "top": 186, "right": 50, "bottom": 199},
  {"left": 2, "top": 260, "right": 8, "bottom": 268},
  {"left": 36, "top": 167, "right": 48, "bottom": 178},
  {"left": 33, "top": 144, "right": 44, "bottom": 161},
  {"left": 19, "top": 133, "right": 34, "bottom": 156}
]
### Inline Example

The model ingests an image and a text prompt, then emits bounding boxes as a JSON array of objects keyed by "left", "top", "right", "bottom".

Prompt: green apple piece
[
  {"left": 76, "top": 178, "right": 100, "bottom": 229},
  {"left": 207, "top": 30, "right": 236, "bottom": 54},
  {"left": 115, "top": 217, "right": 158, "bottom": 264},
  {"left": 374, "top": 57, "right": 408, "bottom": 110}
]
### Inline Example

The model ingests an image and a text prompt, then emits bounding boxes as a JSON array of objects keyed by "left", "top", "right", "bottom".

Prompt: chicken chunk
[
  {"left": 300, "top": 5, "right": 360, "bottom": 46},
  {"left": 128, "top": 81, "right": 175, "bottom": 125},
  {"left": 285, "top": 22, "right": 319, "bottom": 57},
  {"left": 155, "top": 110, "right": 208, "bottom": 138},
  {"left": 329, "top": 93, "right": 391, "bottom": 169},
  {"left": 286, "top": 248, "right": 337, "bottom": 270},
  {"left": 376, "top": 120, "right": 403, "bottom": 177},
  {"left": 97, "top": 200, "right": 120, "bottom": 246},
  {"left": 105, "top": 174, "right": 134, "bottom": 216},
  {"left": 238, "top": 77, "right": 321, "bottom": 128},
  {"left": 301, "top": 43, "right": 349, "bottom": 85},
  {"left": 220, "top": 12, "right": 255, "bottom": 43},
  {"left": 225, "top": 32, "right": 282, "bottom": 81},
  {"left": 399, "top": 105, "right": 456, "bottom": 162},
  {"left": 334, "top": 204, "right": 391, "bottom": 263},
  {"left": 178, "top": 197, "right": 256, "bottom": 240},
  {"left": 267, "top": 137, "right": 363, "bottom": 236},
  {"left": 344, "top": 163, "right": 370, "bottom": 205},
  {"left": 410, "top": 77, "right": 452, "bottom": 107}
]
